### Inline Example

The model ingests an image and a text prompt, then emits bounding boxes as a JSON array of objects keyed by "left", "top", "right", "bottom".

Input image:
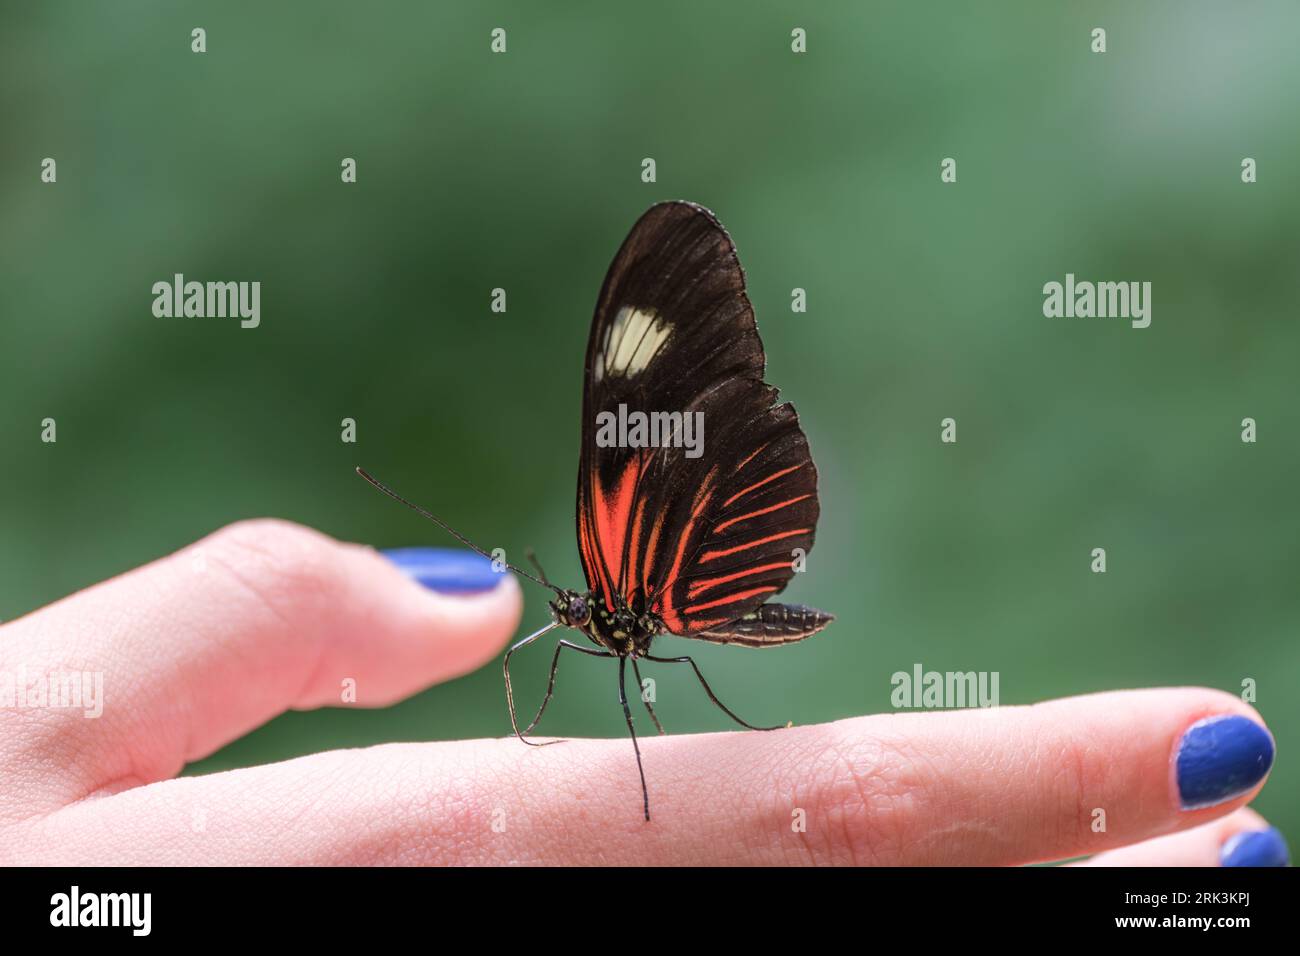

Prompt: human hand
[{"left": 0, "top": 520, "right": 1285, "bottom": 866}]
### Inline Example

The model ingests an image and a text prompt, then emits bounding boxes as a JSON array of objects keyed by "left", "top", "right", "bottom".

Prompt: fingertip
[
  {"left": 397, "top": 560, "right": 524, "bottom": 676},
  {"left": 287, "top": 540, "right": 524, "bottom": 707},
  {"left": 1221, "top": 826, "right": 1290, "bottom": 867}
]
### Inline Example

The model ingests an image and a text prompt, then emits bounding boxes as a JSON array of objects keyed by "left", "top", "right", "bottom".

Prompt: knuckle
[
  {"left": 1049, "top": 729, "right": 1101, "bottom": 849},
  {"left": 795, "top": 727, "right": 924, "bottom": 865},
  {"left": 1008, "top": 701, "right": 1101, "bottom": 852}
]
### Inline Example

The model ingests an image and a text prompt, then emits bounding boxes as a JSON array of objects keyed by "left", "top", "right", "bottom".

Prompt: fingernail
[
  {"left": 1175, "top": 715, "right": 1275, "bottom": 810},
  {"left": 380, "top": 547, "right": 504, "bottom": 594},
  {"left": 1220, "top": 827, "right": 1290, "bottom": 867}
]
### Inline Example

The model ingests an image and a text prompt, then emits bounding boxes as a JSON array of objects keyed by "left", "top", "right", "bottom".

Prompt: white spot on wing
[{"left": 597, "top": 306, "right": 670, "bottom": 381}]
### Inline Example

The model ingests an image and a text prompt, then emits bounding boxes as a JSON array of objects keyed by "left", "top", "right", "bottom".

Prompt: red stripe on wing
[
  {"left": 683, "top": 585, "right": 778, "bottom": 615},
  {"left": 720, "top": 463, "right": 804, "bottom": 508},
  {"left": 591, "top": 459, "right": 639, "bottom": 609},
  {"left": 642, "top": 509, "right": 665, "bottom": 600},
  {"left": 623, "top": 493, "right": 648, "bottom": 599},
  {"left": 653, "top": 468, "right": 718, "bottom": 632},
  {"left": 699, "top": 528, "right": 810, "bottom": 563},
  {"left": 686, "top": 561, "right": 792, "bottom": 599},
  {"left": 713, "top": 494, "right": 811, "bottom": 534},
  {"left": 733, "top": 442, "right": 769, "bottom": 472}
]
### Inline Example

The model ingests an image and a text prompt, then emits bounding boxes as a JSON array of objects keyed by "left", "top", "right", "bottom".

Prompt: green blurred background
[{"left": 2, "top": 2, "right": 1296, "bottom": 845}]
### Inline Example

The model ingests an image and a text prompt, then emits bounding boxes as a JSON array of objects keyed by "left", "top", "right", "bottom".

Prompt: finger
[
  {"left": 15, "top": 687, "right": 1275, "bottom": 865},
  {"left": 0, "top": 520, "right": 521, "bottom": 821},
  {"left": 1076, "top": 808, "right": 1290, "bottom": 866}
]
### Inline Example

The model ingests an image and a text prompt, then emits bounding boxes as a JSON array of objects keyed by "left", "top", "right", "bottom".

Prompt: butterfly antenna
[
  {"left": 355, "top": 467, "right": 558, "bottom": 592},
  {"left": 524, "top": 547, "right": 551, "bottom": 587}
]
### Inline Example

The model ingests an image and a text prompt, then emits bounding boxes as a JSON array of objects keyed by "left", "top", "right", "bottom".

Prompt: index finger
[{"left": 0, "top": 519, "right": 521, "bottom": 822}]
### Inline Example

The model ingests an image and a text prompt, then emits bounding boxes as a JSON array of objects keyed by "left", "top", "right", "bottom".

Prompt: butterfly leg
[
  {"left": 522, "top": 639, "right": 614, "bottom": 738},
  {"left": 503, "top": 622, "right": 562, "bottom": 747},
  {"left": 618, "top": 656, "right": 651, "bottom": 821},
  {"left": 630, "top": 658, "right": 666, "bottom": 735},
  {"left": 644, "top": 654, "right": 784, "bottom": 732}
]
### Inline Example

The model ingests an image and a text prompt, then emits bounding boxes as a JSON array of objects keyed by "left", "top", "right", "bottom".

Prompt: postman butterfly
[{"left": 358, "top": 200, "right": 833, "bottom": 820}]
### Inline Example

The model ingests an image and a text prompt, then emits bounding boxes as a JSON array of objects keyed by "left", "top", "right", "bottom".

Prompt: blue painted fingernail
[
  {"left": 1175, "top": 715, "right": 1275, "bottom": 810},
  {"left": 380, "top": 547, "right": 504, "bottom": 594},
  {"left": 1220, "top": 827, "right": 1289, "bottom": 867}
]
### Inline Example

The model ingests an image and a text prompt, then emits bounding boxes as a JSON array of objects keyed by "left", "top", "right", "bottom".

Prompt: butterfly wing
[{"left": 577, "top": 201, "right": 829, "bottom": 642}]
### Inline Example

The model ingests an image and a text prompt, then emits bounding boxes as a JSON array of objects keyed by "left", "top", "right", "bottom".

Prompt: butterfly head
[{"left": 550, "top": 589, "right": 593, "bottom": 630}]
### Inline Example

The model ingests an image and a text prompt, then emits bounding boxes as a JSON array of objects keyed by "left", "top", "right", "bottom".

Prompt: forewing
[{"left": 576, "top": 201, "right": 820, "bottom": 635}]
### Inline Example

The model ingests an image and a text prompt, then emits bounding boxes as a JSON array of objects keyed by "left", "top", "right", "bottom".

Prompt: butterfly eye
[{"left": 568, "top": 596, "right": 590, "bottom": 625}]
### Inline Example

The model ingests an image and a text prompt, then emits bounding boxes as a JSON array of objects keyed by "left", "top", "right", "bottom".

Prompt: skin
[{"left": 0, "top": 519, "right": 1277, "bottom": 865}]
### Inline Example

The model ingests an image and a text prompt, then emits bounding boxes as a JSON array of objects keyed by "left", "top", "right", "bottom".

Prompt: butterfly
[{"left": 358, "top": 200, "right": 833, "bottom": 820}]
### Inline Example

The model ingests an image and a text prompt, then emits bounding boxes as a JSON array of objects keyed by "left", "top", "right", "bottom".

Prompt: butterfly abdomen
[{"left": 692, "top": 602, "right": 834, "bottom": 648}]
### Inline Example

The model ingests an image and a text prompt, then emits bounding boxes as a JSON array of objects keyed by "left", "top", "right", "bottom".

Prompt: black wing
[{"left": 576, "top": 201, "right": 830, "bottom": 642}]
